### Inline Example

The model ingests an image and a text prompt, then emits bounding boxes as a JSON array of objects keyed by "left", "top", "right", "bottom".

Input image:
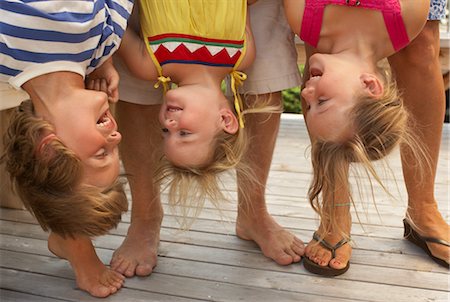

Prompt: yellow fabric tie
[
  {"left": 154, "top": 75, "right": 171, "bottom": 92},
  {"left": 230, "top": 70, "right": 247, "bottom": 128}
]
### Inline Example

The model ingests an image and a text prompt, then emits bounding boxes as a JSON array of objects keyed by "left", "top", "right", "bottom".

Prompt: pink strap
[
  {"left": 382, "top": 10, "right": 410, "bottom": 51},
  {"left": 299, "top": 0, "right": 410, "bottom": 51}
]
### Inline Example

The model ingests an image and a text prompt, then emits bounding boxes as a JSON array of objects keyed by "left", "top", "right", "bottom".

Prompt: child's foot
[
  {"left": 110, "top": 217, "right": 161, "bottom": 277},
  {"left": 236, "top": 209, "right": 304, "bottom": 265},
  {"left": 406, "top": 202, "right": 450, "bottom": 266},
  {"left": 48, "top": 233, "right": 124, "bottom": 298}
]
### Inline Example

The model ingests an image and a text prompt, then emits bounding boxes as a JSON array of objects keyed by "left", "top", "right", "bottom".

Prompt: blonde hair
[
  {"left": 156, "top": 96, "right": 281, "bottom": 228},
  {"left": 1, "top": 100, "right": 128, "bottom": 238},
  {"left": 308, "top": 72, "right": 430, "bottom": 237}
]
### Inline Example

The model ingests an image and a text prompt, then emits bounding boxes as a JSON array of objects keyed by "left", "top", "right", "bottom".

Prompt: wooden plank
[
  {"left": 0, "top": 115, "right": 448, "bottom": 302},
  {"left": 0, "top": 250, "right": 352, "bottom": 302},
  {"left": 2, "top": 224, "right": 448, "bottom": 290},
  {"left": 0, "top": 268, "right": 200, "bottom": 302},
  {"left": 0, "top": 289, "right": 65, "bottom": 302}
]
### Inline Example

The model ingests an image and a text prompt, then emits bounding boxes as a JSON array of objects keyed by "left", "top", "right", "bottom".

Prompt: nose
[
  {"left": 301, "top": 85, "right": 314, "bottom": 99},
  {"left": 164, "top": 118, "right": 178, "bottom": 130},
  {"left": 107, "top": 130, "right": 122, "bottom": 146}
]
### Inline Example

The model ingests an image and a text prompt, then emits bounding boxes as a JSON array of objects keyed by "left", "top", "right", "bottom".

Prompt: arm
[
  {"left": 117, "top": 27, "right": 158, "bottom": 81},
  {"left": 237, "top": 8, "right": 256, "bottom": 70}
]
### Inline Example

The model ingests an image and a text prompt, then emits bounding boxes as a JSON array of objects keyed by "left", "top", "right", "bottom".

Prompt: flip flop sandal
[
  {"left": 303, "top": 232, "right": 351, "bottom": 277},
  {"left": 403, "top": 219, "right": 450, "bottom": 268}
]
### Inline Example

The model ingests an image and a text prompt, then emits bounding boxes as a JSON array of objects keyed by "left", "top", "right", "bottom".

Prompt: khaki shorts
[
  {"left": 118, "top": 0, "right": 302, "bottom": 104},
  {"left": 116, "top": 57, "right": 164, "bottom": 105},
  {"left": 240, "top": 0, "right": 301, "bottom": 95}
]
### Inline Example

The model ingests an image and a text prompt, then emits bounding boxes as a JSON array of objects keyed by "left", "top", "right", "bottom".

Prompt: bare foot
[
  {"left": 236, "top": 210, "right": 304, "bottom": 265},
  {"left": 407, "top": 202, "right": 450, "bottom": 265},
  {"left": 110, "top": 218, "right": 161, "bottom": 277},
  {"left": 48, "top": 233, "right": 124, "bottom": 298}
]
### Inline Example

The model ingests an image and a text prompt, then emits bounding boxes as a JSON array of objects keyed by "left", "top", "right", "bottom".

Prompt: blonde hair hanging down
[
  {"left": 1, "top": 100, "right": 128, "bottom": 238},
  {"left": 156, "top": 94, "right": 282, "bottom": 229},
  {"left": 308, "top": 69, "right": 431, "bottom": 238}
]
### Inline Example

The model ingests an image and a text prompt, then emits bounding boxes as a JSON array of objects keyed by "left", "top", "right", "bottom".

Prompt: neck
[
  {"left": 165, "top": 64, "right": 228, "bottom": 88},
  {"left": 319, "top": 5, "right": 395, "bottom": 60},
  {"left": 22, "top": 72, "right": 84, "bottom": 119}
]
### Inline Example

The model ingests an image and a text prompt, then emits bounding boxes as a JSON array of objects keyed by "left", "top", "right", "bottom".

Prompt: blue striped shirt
[{"left": 0, "top": 0, "right": 133, "bottom": 89}]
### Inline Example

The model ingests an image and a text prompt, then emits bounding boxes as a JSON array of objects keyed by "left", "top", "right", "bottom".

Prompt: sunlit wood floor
[{"left": 1, "top": 114, "right": 449, "bottom": 302}]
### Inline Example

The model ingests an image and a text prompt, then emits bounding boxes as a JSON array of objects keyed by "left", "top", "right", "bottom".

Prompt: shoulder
[
  {"left": 283, "top": 0, "right": 305, "bottom": 36},
  {"left": 400, "top": 0, "right": 429, "bottom": 41}
]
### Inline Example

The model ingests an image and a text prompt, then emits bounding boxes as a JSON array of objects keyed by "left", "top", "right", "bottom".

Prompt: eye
[
  {"left": 318, "top": 98, "right": 328, "bottom": 105},
  {"left": 179, "top": 130, "right": 191, "bottom": 137},
  {"left": 94, "top": 148, "right": 107, "bottom": 159},
  {"left": 161, "top": 128, "right": 169, "bottom": 133}
]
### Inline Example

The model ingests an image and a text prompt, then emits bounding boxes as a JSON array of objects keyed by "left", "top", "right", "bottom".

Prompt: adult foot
[
  {"left": 305, "top": 230, "right": 352, "bottom": 271},
  {"left": 406, "top": 202, "right": 450, "bottom": 266},
  {"left": 48, "top": 233, "right": 124, "bottom": 298},
  {"left": 110, "top": 218, "right": 161, "bottom": 277},
  {"left": 236, "top": 210, "right": 304, "bottom": 265},
  {"left": 305, "top": 209, "right": 352, "bottom": 272}
]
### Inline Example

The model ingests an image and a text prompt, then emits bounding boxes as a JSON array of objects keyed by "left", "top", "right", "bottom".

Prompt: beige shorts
[
  {"left": 241, "top": 0, "right": 301, "bottom": 94},
  {"left": 116, "top": 57, "right": 164, "bottom": 105},
  {"left": 118, "top": 0, "right": 301, "bottom": 104}
]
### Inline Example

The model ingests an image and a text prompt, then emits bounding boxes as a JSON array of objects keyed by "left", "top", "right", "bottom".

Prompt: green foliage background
[
  {"left": 282, "top": 86, "right": 302, "bottom": 114},
  {"left": 282, "top": 64, "right": 303, "bottom": 114}
]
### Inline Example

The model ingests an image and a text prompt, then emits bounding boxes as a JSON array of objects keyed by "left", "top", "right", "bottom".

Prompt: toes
[
  {"left": 110, "top": 255, "right": 124, "bottom": 271},
  {"left": 273, "top": 253, "right": 295, "bottom": 266},
  {"left": 88, "top": 284, "right": 115, "bottom": 298},
  {"left": 329, "top": 253, "right": 350, "bottom": 270},
  {"left": 123, "top": 265, "right": 136, "bottom": 278},
  {"left": 135, "top": 263, "right": 154, "bottom": 277},
  {"left": 292, "top": 241, "right": 305, "bottom": 257},
  {"left": 113, "top": 260, "right": 133, "bottom": 276}
]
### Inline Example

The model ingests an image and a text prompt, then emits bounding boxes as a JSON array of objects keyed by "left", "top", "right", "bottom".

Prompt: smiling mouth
[
  {"left": 97, "top": 110, "right": 114, "bottom": 130},
  {"left": 167, "top": 105, "right": 182, "bottom": 112},
  {"left": 310, "top": 67, "right": 323, "bottom": 78}
]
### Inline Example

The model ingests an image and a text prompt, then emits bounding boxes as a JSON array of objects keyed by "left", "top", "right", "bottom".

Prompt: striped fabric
[{"left": 0, "top": 0, "right": 133, "bottom": 89}]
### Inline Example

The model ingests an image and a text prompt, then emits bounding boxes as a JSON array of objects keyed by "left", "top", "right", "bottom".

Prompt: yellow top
[{"left": 139, "top": 0, "right": 248, "bottom": 127}]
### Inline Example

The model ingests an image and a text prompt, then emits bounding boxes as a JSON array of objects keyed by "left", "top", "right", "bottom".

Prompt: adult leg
[
  {"left": 234, "top": 0, "right": 305, "bottom": 265},
  {"left": 110, "top": 101, "right": 163, "bottom": 277},
  {"left": 48, "top": 233, "right": 124, "bottom": 298},
  {"left": 236, "top": 93, "right": 305, "bottom": 265},
  {"left": 388, "top": 21, "right": 449, "bottom": 264},
  {"left": 109, "top": 3, "right": 165, "bottom": 275}
]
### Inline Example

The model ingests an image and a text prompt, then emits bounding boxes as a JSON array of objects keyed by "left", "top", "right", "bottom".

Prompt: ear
[
  {"left": 219, "top": 108, "right": 239, "bottom": 134},
  {"left": 360, "top": 73, "right": 383, "bottom": 97},
  {"left": 36, "top": 133, "right": 57, "bottom": 159}
]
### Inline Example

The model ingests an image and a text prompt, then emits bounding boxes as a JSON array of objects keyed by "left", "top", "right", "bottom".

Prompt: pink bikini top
[{"left": 300, "top": 0, "right": 410, "bottom": 51}]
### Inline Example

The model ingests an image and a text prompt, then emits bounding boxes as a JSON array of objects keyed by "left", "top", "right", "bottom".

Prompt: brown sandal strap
[{"left": 312, "top": 232, "right": 351, "bottom": 258}]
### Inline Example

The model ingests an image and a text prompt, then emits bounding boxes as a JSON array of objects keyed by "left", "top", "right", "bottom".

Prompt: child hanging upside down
[{"left": 118, "top": 0, "right": 276, "bottom": 221}]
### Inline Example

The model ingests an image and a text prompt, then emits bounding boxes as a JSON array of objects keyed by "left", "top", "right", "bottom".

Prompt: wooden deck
[{"left": 1, "top": 114, "right": 449, "bottom": 302}]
